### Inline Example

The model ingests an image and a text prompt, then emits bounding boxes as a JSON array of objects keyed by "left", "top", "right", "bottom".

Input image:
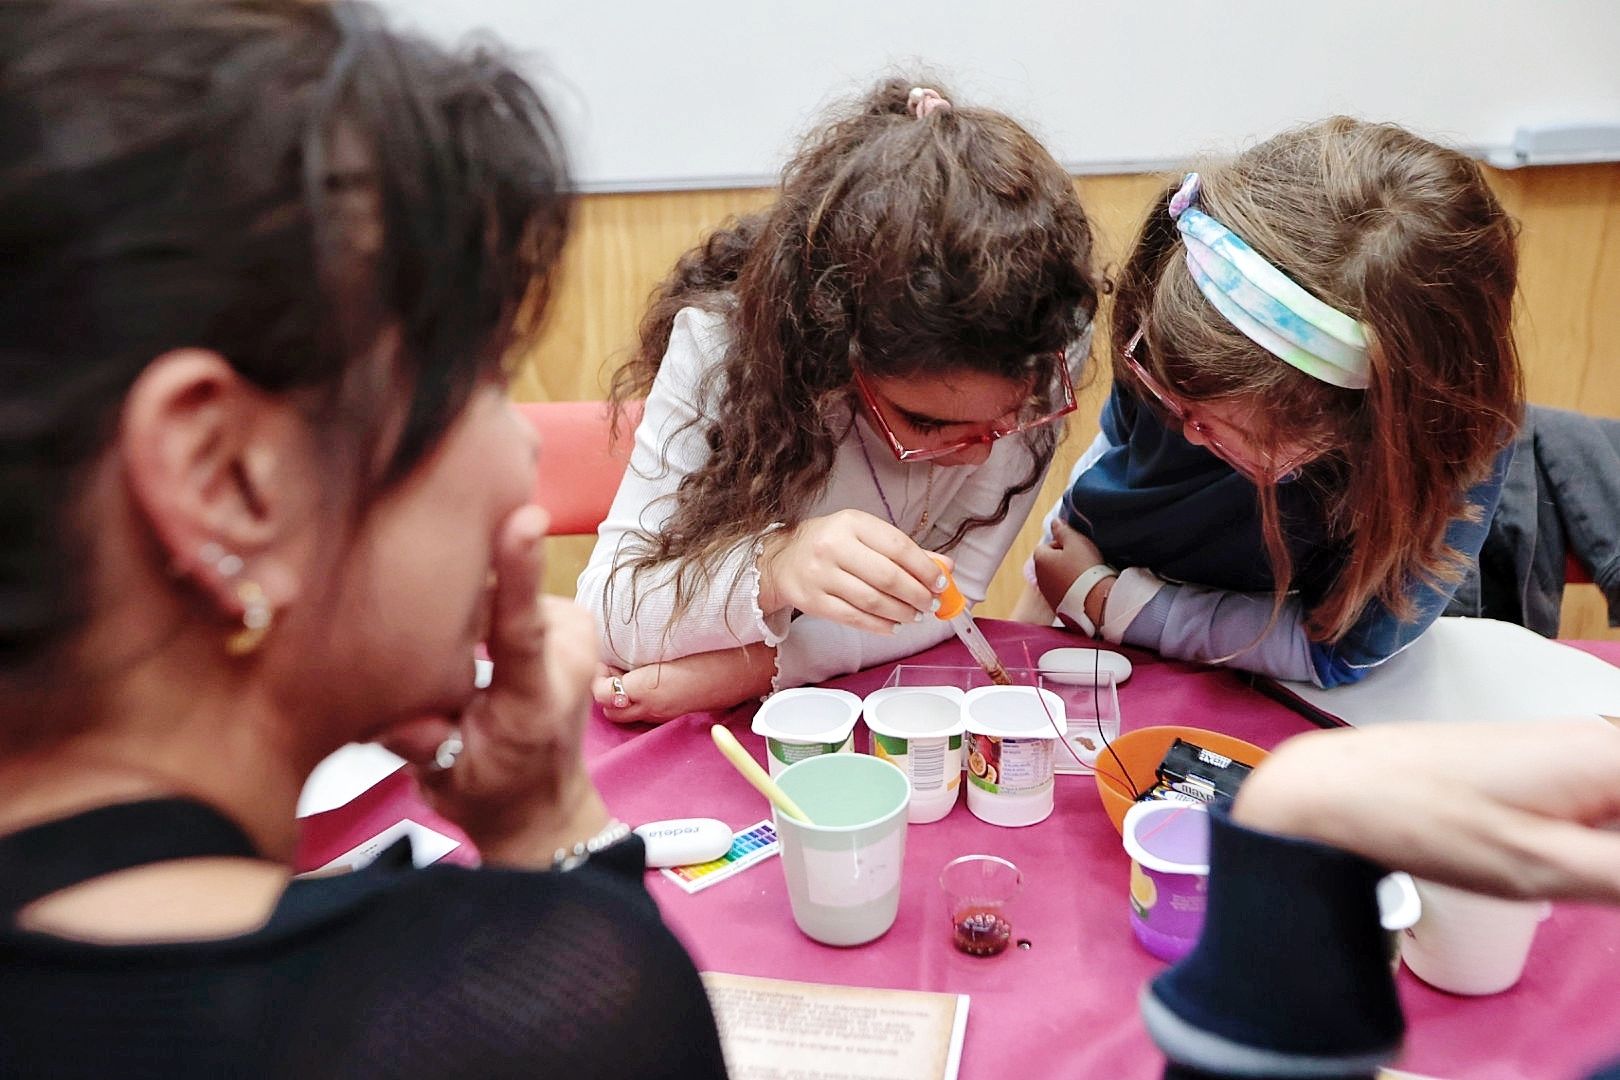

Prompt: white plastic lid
[
  {"left": 961, "top": 685, "right": 1065, "bottom": 740},
  {"left": 1122, "top": 799, "right": 1211, "bottom": 875},
  {"left": 751, "top": 686, "right": 862, "bottom": 743},
  {"left": 862, "top": 686, "right": 966, "bottom": 740}
]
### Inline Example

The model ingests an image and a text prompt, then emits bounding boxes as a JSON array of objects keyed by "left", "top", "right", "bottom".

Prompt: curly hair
[{"left": 607, "top": 75, "right": 1103, "bottom": 626}]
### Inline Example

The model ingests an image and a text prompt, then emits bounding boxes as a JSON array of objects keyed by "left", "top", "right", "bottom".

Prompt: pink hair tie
[
  {"left": 907, "top": 87, "right": 951, "bottom": 119},
  {"left": 1168, "top": 172, "right": 1202, "bottom": 219}
]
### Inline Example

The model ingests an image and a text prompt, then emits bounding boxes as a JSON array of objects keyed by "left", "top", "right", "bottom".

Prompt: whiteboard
[{"left": 379, "top": 0, "right": 1620, "bottom": 191}]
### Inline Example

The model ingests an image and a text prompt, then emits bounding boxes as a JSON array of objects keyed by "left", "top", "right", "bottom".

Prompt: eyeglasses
[
  {"left": 1119, "top": 328, "right": 1315, "bottom": 485},
  {"left": 853, "top": 326, "right": 1092, "bottom": 463}
]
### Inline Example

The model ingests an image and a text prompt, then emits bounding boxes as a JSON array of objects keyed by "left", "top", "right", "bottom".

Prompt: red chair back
[{"left": 515, "top": 400, "right": 643, "bottom": 537}]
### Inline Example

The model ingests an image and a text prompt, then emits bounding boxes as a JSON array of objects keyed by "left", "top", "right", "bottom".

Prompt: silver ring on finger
[
  {"left": 431, "top": 732, "right": 464, "bottom": 772},
  {"left": 609, "top": 675, "right": 631, "bottom": 710}
]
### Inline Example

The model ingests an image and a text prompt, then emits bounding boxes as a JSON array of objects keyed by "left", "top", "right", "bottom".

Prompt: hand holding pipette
[{"left": 756, "top": 510, "right": 948, "bottom": 636}]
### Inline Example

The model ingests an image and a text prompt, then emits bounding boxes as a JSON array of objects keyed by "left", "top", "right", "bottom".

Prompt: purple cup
[{"left": 1122, "top": 801, "right": 1211, "bottom": 962}]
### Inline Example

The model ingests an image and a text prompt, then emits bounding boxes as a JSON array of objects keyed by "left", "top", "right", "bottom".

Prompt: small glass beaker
[{"left": 939, "top": 854, "right": 1022, "bottom": 957}]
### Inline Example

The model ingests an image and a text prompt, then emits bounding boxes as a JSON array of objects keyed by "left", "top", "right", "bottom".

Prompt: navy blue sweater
[{"left": 1062, "top": 386, "right": 1510, "bottom": 687}]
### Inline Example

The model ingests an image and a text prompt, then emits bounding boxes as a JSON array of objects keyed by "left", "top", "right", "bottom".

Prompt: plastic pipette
[{"left": 930, "top": 558, "right": 1013, "bottom": 685}]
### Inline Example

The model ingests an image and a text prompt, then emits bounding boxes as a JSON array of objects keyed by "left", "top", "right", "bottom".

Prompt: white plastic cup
[
  {"left": 1400, "top": 879, "right": 1551, "bottom": 995},
  {"left": 862, "top": 686, "right": 966, "bottom": 824},
  {"left": 773, "top": 753, "right": 911, "bottom": 946},
  {"left": 751, "top": 687, "right": 862, "bottom": 777},
  {"left": 961, "top": 685, "right": 1062, "bottom": 827}
]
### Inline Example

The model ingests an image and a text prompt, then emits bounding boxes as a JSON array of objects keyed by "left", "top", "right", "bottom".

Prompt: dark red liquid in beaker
[{"left": 952, "top": 905, "right": 1012, "bottom": 956}]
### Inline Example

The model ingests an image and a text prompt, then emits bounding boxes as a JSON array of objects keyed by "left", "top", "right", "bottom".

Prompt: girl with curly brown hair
[
  {"left": 578, "top": 79, "right": 1103, "bottom": 722},
  {"left": 1020, "top": 119, "right": 1523, "bottom": 688}
]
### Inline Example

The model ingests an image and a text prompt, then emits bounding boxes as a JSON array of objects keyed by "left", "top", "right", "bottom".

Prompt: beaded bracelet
[{"left": 552, "top": 818, "right": 633, "bottom": 872}]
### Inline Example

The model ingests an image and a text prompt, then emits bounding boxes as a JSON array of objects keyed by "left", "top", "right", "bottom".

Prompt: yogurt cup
[
  {"left": 862, "top": 686, "right": 967, "bottom": 824},
  {"left": 1122, "top": 800, "right": 1211, "bottom": 962},
  {"left": 961, "top": 685, "right": 1063, "bottom": 827},
  {"left": 1401, "top": 879, "right": 1551, "bottom": 995},
  {"left": 752, "top": 687, "right": 862, "bottom": 777}
]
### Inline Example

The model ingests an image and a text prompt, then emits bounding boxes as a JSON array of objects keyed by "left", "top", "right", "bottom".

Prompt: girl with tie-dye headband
[{"left": 1019, "top": 117, "right": 1522, "bottom": 688}]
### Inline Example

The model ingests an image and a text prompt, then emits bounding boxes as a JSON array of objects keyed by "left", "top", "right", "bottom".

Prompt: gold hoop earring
[
  {"left": 225, "top": 579, "right": 273, "bottom": 657},
  {"left": 197, "top": 542, "right": 274, "bottom": 657}
]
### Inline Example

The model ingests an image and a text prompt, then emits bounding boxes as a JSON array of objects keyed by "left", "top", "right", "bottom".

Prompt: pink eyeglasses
[
  {"left": 1119, "top": 329, "right": 1316, "bottom": 485},
  {"left": 852, "top": 331, "right": 1091, "bottom": 463}
]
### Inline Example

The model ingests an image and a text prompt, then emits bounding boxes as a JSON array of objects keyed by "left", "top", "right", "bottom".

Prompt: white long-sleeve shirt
[{"left": 577, "top": 306, "right": 1048, "bottom": 689}]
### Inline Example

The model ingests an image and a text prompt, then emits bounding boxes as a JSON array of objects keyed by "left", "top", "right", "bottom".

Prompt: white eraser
[
  {"left": 1038, "top": 647, "right": 1133, "bottom": 685},
  {"left": 634, "top": 818, "right": 734, "bottom": 868}
]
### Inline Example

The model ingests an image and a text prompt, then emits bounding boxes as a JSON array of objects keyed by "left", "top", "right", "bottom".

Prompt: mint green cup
[{"left": 773, "top": 754, "right": 911, "bottom": 946}]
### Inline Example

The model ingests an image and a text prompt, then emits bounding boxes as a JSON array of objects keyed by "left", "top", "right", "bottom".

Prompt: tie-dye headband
[{"left": 1169, "top": 173, "right": 1371, "bottom": 390}]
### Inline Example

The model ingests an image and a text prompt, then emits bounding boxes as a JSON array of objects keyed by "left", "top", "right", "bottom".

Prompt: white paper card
[
  {"left": 296, "top": 742, "right": 407, "bottom": 817},
  {"left": 315, "top": 818, "right": 460, "bottom": 873},
  {"left": 803, "top": 828, "right": 903, "bottom": 908},
  {"left": 1279, "top": 618, "right": 1620, "bottom": 726}
]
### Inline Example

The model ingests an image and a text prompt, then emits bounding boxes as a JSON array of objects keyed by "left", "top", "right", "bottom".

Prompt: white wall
[{"left": 380, "top": 0, "right": 1620, "bottom": 191}]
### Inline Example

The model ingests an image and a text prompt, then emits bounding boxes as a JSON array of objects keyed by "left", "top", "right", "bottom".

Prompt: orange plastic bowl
[{"left": 1092, "top": 725, "right": 1269, "bottom": 835}]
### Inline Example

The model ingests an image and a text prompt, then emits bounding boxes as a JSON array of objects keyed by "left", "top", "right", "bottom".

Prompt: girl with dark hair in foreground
[{"left": 0, "top": 3, "right": 724, "bottom": 1075}]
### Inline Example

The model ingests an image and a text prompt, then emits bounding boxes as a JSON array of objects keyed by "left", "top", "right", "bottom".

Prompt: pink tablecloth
[{"left": 588, "top": 622, "right": 1620, "bottom": 1080}]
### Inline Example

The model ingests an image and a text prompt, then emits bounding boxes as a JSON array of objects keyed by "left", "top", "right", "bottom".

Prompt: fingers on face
[
  {"left": 541, "top": 598, "right": 599, "bottom": 687},
  {"left": 486, "top": 508, "right": 549, "bottom": 672}
]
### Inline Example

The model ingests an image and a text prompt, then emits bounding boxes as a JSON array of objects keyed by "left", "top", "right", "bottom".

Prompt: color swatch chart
[{"left": 661, "top": 819, "right": 779, "bottom": 894}]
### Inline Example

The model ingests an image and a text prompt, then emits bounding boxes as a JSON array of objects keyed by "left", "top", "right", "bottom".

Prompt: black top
[{"left": 0, "top": 799, "right": 729, "bottom": 1079}]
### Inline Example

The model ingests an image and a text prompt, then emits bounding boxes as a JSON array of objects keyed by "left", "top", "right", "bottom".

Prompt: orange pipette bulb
[{"left": 930, "top": 556, "right": 1013, "bottom": 685}]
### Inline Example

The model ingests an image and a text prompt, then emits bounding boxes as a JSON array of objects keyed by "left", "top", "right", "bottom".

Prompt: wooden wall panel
[
  {"left": 519, "top": 166, "right": 1619, "bottom": 642},
  {"left": 1492, "top": 163, "right": 1620, "bottom": 641},
  {"left": 1490, "top": 164, "right": 1620, "bottom": 419},
  {"left": 514, "top": 189, "right": 775, "bottom": 405}
]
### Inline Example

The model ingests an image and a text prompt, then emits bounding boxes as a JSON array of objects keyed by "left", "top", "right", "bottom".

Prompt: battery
[{"left": 1139, "top": 737, "right": 1253, "bottom": 806}]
